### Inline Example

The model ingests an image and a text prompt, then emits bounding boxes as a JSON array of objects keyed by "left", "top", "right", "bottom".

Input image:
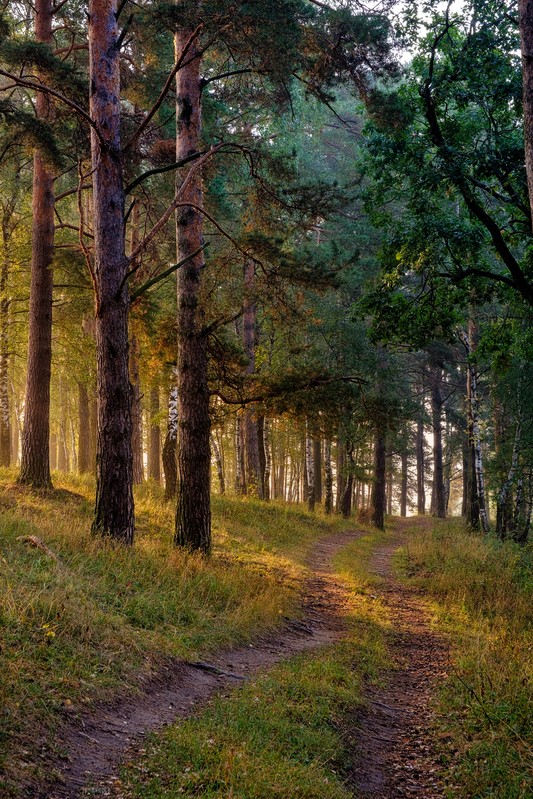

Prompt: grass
[
  {"left": 113, "top": 530, "right": 391, "bottom": 799},
  {"left": 0, "top": 469, "right": 353, "bottom": 797},
  {"left": 401, "top": 519, "right": 533, "bottom": 799}
]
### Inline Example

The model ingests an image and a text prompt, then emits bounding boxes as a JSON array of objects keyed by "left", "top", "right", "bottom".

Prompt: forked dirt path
[
  {"left": 351, "top": 517, "right": 449, "bottom": 799},
  {"left": 46, "top": 529, "right": 359, "bottom": 799},
  {"left": 46, "top": 520, "right": 449, "bottom": 799}
]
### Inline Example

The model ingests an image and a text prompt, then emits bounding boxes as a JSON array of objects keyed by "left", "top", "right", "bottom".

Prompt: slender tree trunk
[
  {"left": 324, "top": 437, "right": 333, "bottom": 515},
  {"left": 19, "top": 0, "right": 55, "bottom": 489},
  {"left": 130, "top": 334, "right": 144, "bottom": 483},
  {"left": 519, "top": 0, "right": 533, "bottom": 223},
  {"left": 313, "top": 439, "right": 322, "bottom": 503},
  {"left": 148, "top": 384, "right": 161, "bottom": 481},
  {"left": 242, "top": 259, "right": 263, "bottom": 498},
  {"left": 416, "top": 413, "right": 426, "bottom": 514},
  {"left": 235, "top": 413, "right": 246, "bottom": 495},
  {"left": 341, "top": 443, "right": 354, "bottom": 518},
  {"left": 400, "top": 451, "right": 408, "bottom": 517},
  {"left": 263, "top": 417, "right": 271, "bottom": 501},
  {"left": 90, "top": 0, "right": 134, "bottom": 543},
  {"left": 372, "top": 430, "right": 386, "bottom": 530},
  {"left": 496, "top": 421, "right": 521, "bottom": 539},
  {"left": 174, "top": 27, "right": 210, "bottom": 552},
  {"left": 210, "top": 432, "right": 225, "bottom": 495},
  {"left": 431, "top": 367, "right": 446, "bottom": 518},
  {"left": 78, "top": 381, "right": 91, "bottom": 473},
  {"left": 163, "top": 376, "right": 177, "bottom": 501},
  {"left": 0, "top": 219, "right": 12, "bottom": 467},
  {"left": 336, "top": 437, "right": 346, "bottom": 514},
  {"left": 305, "top": 422, "right": 315, "bottom": 512},
  {"left": 460, "top": 325, "right": 489, "bottom": 533},
  {"left": 387, "top": 458, "right": 393, "bottom": 516}
]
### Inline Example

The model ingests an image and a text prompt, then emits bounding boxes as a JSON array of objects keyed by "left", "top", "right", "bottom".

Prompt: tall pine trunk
[
  {"left": 19, "top": 0, "right": 54, "bottom": 489},
  {"left": 174, "top": 27, "right": 211, "bottom": 552},
  {"left": 0, "top": 212, "right": 13, "bottom": 467},
  {"left": 89, "top": 0, "right": 134, "bottom": 543},
  {"left": 130, "top": 334, "right": 144, "bottom": 483},
  {"left": 519, "top": 0, "right": 533, "bottom": 222},
  {"left": 305, "top": 422, "right": 315, "bottom": 512},
  {"left": 416, "top": 410, "right": 425, "bottom": 514},
  {"left": 430, "top": 367, "right": 446, "bottom": 518},
  {"left": 400, "top": 451, "right": 408, "bottom": 517},
  {"left": 372, "top": 430, "right": 386, "bottom": 530},
  {"left": 324, "top": 437, "right": 333, "bottom": 515}
]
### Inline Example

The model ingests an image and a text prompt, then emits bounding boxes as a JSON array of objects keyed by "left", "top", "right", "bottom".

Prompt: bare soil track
[
  {"left": 350, "top": 518, "right": 449, "bottom": 799},
  {"left": 45, "top": 529, "right": 358, "bottom": 799},
  {"left": 40, "top": 520, "right": 448, "bottom": 799}
]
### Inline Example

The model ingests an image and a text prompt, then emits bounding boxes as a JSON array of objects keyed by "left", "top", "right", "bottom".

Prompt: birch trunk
[
  {"left": 460, "top": 326, "right": 489, "bottom": 534},
  {"left": 163, "top": 376, "right": 177, "bottom": 501},
  {"left": 210, "top": 432, "right": 225, "bottom": 495}
]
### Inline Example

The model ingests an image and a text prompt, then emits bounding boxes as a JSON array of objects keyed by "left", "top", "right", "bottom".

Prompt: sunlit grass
[
  {"left": 401, "top": 519, "right": 533, "bottom": 799},
  {"left": 115, "top": 530, "right": 391, "bottom": 799},
  {"left": 0, "top": 468, "right": 353, "bottom": 796}
]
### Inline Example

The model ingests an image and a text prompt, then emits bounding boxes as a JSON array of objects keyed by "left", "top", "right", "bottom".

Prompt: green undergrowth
[
  {"left": 401, "top": 519, "right": 533, "bottom": 799},
  {"left": 113, "top": 531, "right": 391, "bottom": 799},
  {"left": 0, "top": 469, "right": 353, "bottom": 797}
]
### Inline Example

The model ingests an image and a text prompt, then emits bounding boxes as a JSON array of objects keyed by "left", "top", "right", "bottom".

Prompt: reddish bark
[
  {"left": 174, "top": 28, "right": 211, "bottom": 552},
  {"left": 89, "top": 0, "right": 134, "bottom": 543},
  {"left": 18, "top": 0, "right": 54, "bottom": 489}
]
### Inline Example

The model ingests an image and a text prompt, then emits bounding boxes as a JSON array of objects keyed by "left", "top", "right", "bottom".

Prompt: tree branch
[{"left": 128, "top": 244, "right": 208, "bottom": 303}]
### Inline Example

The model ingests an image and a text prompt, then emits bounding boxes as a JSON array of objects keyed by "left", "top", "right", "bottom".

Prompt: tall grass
[
  {"left": 404, "top": 520, "right": 533, "bottom": 799},
  {"left": 0, "top": 469, "right": 352, "bottom": 796}
]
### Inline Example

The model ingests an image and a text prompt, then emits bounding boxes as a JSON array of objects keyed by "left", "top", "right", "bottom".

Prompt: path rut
[
  {"left": 46, "top": 529, "right": 359, "bottom": 799},
  {"left": 350, "top": 519, "right": 449, "bottom": 798}
]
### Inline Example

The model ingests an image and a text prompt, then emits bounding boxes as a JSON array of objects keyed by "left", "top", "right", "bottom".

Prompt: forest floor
[{"left": 46, "top": 518, "right": 448, "bottom": 799}]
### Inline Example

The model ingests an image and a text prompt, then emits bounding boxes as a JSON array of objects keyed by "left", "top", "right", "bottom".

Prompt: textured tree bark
[
  {"left": 387, "top": 458, "right": 393, "bottom": 516},
  {"left": 174, "top": 27, "right": 211, "bottom": 552},
  {"left": 372, "top": 430, "right": 386, "bottom": 530},
  {"left": 210, "top": 432, "right": 225, "bottom": 495},
  {"left": 430, "top": 367, "right": 446, "bottom": 518},
  {"left": 336, "top": 437, "right": 346, "bottom": 514},
  {"left": 0, "top": 212, "right": 13, "bottom": 467},
  {"left": 496, "top": 421, "right": 521, "bottom": 539},
  {"left": 78, "top": 381, "right": 91, "bottom": 473},
  {"left": 148, "top": 384, "right": 161, "bottom": 481},
  {"left": 400, "top": 451, "right": 408, "bottom": 517},
  {"left": 324, "top": 437, "right": 333, "bottom": 515},
  {"left": 313, "top": 439, "right": 322, "bottom": 503},
  {"left": 519, "top": 0, "right": 533, "bottom": 222},
  {"left": 130, "top": 334, "right": 144, "bottom": 484},
  {"left": 305, "top": 423, "right": 315, "bottom": 512},
  {"left": 163, "top": 377, "right": 177, "bottom": 500},
  {"left": 235, "top": 413, "right": 246, "bottom": 494},
  {"left": 89, "top": 0, "right": 134, "bottom": 544},
  {"left": 18, "top": 0, "right": 54, "bottom": 489},
  {"left": 460, "top": 325, "right": 489, "bottom": 533},
  {"left": 261, "top": 416, "right": 271, "bottom": 501},
  {"left": 416, "top": 412, "right": 426, "bottom": 514},
  {"left": 58, "top": 379, "right": 69, "bottom": 472},
  {"left": 242, "top": 259, "right": 263, "bottom": 498},
  {"left": 340, "top": 443, "right": 354, "bottom": 519}
]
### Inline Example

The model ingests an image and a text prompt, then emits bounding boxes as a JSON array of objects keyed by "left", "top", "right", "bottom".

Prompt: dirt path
[
  {"left": 46, "top": 530, "right": 360, "bottom": 799},
  {"left": 351, "top": 518, "right": 449, "bottom": 798}
]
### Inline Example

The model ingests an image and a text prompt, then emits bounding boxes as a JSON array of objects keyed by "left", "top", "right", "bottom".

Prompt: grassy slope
[
  {"left": 114, "top": 530, "right": 392, "bottom": 799},
  {"left": 0, "top": 469, "right": 353, "bottom": 796},
  {"left": 401, "top": 519, "right": 533, "bottom": 799}
]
